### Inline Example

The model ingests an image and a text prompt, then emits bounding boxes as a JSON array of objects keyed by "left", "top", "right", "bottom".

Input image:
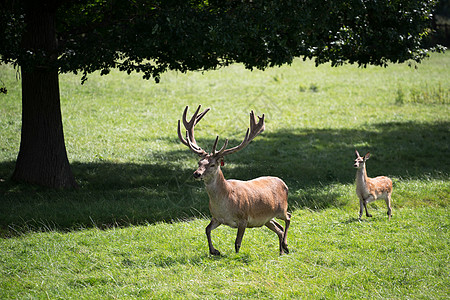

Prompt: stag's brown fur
[{"left": 205, "top": 171, "right": 289, "bottom": 229}]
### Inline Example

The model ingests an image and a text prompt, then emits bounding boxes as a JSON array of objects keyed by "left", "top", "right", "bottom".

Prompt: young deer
[
  {"left": 354, "top": 150, "right": 393, "bottom": 220},
  {"left": 178, "top": 105, "right": 291, "bottom": 255}
]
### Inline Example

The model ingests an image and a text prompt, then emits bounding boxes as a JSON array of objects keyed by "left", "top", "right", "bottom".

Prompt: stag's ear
[{"left": 364, "top": 152, "right": 371, "bottom": 160}]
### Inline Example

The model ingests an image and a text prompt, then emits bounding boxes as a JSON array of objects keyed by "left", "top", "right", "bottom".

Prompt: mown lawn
[
  {"left": 1, "top": 208, "right": 448, "bottom": 299},
  {"left": 0, "top": 53, "right": 449, "bottom": 299}
]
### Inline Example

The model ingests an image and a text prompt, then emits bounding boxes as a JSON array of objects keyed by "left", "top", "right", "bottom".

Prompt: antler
[
  {"left": 213, "top": 110, "right": 265, "bottom": 158},
  {"left": 177, "top": 105, "right": 210, "bottom": 156},
  {"left": 178, "top": 106, "right": 265, "bottom": 158}
]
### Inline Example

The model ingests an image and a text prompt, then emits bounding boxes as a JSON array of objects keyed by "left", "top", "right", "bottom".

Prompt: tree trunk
[{"left": 12, "top": 2, "right": 77, "bottom": 188}]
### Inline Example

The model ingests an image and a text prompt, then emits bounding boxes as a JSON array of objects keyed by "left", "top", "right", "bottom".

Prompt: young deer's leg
[
  {"left": 359, "top": 198, "right": 365, "bottom": 220},
  {"left": 386, "top": 193, "right": 392, "bottom": 220},
  {"left": 206, "top": 218, "right": 221, "bottom": 256},
  {"left": 265, "top": 220, "right": 285, "bottom": 255},
  {"left": 363, "top": 195, "right": 374, "bottom": 217},
  {"left": 235, "top": 221, "right": 247, "bottom": 253},
  {"left": 281, "top": 212, "right": 291, "bottom": 254}
]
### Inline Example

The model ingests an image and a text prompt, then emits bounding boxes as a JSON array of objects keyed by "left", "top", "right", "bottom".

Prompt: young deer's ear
[
  {"left": 364, "top": 152, "right": 371, "bottom": 160},
  {"left": 355, "top": 150, "right": 360, "bottom": 158}
]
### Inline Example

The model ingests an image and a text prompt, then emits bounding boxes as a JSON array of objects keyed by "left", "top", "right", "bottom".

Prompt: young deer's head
[
  {"left": 354, "top": 150, "right": 370, "bottom": 169},
  {"left": 178, "top": 105, "right": 265, "bottom": 181}
]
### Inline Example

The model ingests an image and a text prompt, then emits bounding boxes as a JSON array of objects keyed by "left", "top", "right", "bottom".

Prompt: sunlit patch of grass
[
  {"left": 396, "top": 83, "right": 449, "bottom": 105},
  {"left": 0, "top": 52, "right": 449, "bottom": 298},
  {"left": 0, "top": 208, "right": 448, "bottom": 299}
]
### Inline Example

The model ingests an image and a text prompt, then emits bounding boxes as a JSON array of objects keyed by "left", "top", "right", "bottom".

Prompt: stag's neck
[
  {"left": 204, "top": 167, "right": 229, "bottom": 198},
  {"left": 356, "top": 165, "right": 368, "bottom": 188}
]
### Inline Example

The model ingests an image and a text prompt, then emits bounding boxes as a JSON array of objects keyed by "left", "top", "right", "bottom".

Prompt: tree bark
[{"left": 12, "top": 2, "right": 77, "bottom": 188}]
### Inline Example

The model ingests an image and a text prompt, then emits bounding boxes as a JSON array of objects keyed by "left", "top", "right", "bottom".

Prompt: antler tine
[
  {"left": 215, "top": 138, "right": 229, "bottom": 156},
  {"left": 214, "top": 110, "right": 265, "bottom": 158},
  {"left": 177, "top": 120, "right": 189, "bottom": 146},
  {"left": 183, "top": 105, "right": 205, "bottom": 145},
  {"left": 195, "top": 107, "right": 210, "bottom": 126},
  {"left": 248, "top": 111, "right": 265, "bottom": 141},
  {"left": 211, "top": 135, "right": 229, "bottom": 156},
  {"left": 211, "top": 136, "right": 219, "bottom": 154},
  {"left": 178, "top": 105, "right": 209, "bottom": 156},
  {"left": 182, "top": 105, "right": 198, "bottom": 127},
  {"left": 186, "top": 133, "right": 207, "bottom": 155}
]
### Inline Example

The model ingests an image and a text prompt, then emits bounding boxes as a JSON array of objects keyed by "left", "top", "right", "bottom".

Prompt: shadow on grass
[
  {"left": 0, "top": 121, "right": 448, "bottom": 236},
  {"left": 343, "top": 217, "right": 364, "bottom": 224}
]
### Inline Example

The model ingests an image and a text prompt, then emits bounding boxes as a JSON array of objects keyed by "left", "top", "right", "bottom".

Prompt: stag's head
[
  {"left": 193, "top": 155, "right": 222, "bottom": 180},
  {"left": 178, "top": 105, "right": 265, "bottom": 181},
  {"left": 354, "top": 150, "right": 370, "bottom": 169}
]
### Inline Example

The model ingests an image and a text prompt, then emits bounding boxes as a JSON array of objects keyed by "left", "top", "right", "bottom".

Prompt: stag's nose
[{"left": 193, "top": 171, "right": 202, "bottom": 179}]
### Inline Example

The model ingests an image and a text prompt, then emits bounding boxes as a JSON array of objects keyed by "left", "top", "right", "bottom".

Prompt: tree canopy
[
  {"left": 1, "top": 0, "right": 442, "bottom": 82},
  {"left": 0, "top": 0, "right": 443, "bottom": 188}
]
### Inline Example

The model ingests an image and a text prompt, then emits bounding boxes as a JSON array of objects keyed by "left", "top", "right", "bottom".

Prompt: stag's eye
[{"left": 210, "top": 164, "right": 216, "bottom": 168}]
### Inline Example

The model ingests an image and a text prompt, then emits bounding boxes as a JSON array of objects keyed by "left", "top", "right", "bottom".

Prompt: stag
[{"left": 178, "top": 105, "right": 291, "bottom": 255}]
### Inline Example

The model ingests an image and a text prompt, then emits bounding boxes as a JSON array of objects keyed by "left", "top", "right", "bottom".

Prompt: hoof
[{"left": 210, "top": 249, "right": 221, "bottom": 256}]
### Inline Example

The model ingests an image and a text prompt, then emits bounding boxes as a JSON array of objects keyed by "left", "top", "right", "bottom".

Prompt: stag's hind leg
[
  {"left": 281, "top": 212, "right": 291, "bottom": 254},
  {"left": 266, "top": 212, "right": 291, "bottom": 255},
  {"left": 265, "top": 220, "right": 286, "bottom": 255}
]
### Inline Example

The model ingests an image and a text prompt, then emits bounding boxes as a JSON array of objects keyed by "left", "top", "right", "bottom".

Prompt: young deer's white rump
[
  {"left": 354, "top": 150, "right": 393, "bottom": 220},
  {"left": 178, "top": 105, "right": 291, "bottom": 255}
]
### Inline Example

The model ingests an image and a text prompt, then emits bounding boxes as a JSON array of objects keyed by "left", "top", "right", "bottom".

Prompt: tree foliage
[{"left": 1, "top": 0, "right": 443, "bottom": 83}]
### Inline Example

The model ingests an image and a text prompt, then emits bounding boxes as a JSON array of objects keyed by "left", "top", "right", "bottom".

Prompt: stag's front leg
[
  {"left": 235, "top": 221, "right": 247, "bottom": 253},
  {"left": 206, "top": 218, "right": 221, "bottom": 256}
]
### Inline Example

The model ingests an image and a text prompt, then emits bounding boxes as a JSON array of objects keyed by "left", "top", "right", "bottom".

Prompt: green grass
[
  {"left": 0, "top": 53, "right": 449, "bottom": 298},
  {"left": 1, "top": 208, "right": 448, "bottom": 299}
]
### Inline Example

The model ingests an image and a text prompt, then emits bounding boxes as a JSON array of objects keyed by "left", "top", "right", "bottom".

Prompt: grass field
[{"left": 0, "top": 53, "right": 449, "bottom": 299}]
